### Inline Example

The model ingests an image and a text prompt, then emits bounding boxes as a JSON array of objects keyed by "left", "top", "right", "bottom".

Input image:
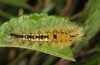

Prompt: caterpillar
[
  {"left": 7, "top": 14, "right": 84, "bottom": 48},
  {"left": 10, "top": 26, "right": 83, "bottom": 49}
]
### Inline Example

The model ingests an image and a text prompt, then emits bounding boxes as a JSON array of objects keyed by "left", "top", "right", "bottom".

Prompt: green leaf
[{"left": 0, "top": 13, "right": 80, "bottom": 61}]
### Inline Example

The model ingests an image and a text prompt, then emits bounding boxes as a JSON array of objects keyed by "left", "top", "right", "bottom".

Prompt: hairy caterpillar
[{"left": 8, "top": 14, "right": 84, "bottom": 48}]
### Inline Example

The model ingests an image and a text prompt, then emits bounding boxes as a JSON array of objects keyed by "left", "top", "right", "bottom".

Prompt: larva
[
  {"left": 0, "top": 13, "right": 84, "bottom": 61},
  {"left": 8, "top": 13, "right": 84, "bottom": 48}
]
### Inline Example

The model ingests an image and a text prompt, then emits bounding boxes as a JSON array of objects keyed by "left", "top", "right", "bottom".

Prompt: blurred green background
[{"left": 0, "top": 0, "right": 100, "bottom": 65}]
